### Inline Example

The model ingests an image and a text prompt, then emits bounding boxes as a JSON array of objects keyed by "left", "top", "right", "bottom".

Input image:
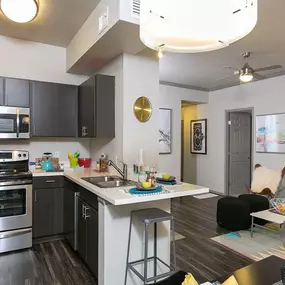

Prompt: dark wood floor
[
  {"left": 0, "top": 196, "right": 252, "bottom": 285},
  {"left": 0, "top": 239, "right": 97, "bottom": 285},
  {"left": 171, "top": 196, "right": 252, "bottom": 283}
]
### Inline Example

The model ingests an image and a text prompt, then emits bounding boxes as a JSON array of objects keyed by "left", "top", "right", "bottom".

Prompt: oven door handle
[
  {"left": 0, "top": 228, "right": 31, "bottom": 240},
  {"left": 16, "top": 108, "right": 20, "bottom": 138}
]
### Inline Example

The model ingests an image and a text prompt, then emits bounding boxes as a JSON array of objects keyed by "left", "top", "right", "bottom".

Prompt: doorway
[{"left": 225, "top": 108, "right": 253, "bottom": 195}]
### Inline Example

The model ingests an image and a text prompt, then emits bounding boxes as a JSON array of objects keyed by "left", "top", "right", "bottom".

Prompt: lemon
[
  {"left": 162, "top": 173, "right": 171, "bottom": 180},
  {"left": 142, "top": 181, "right": 151, "bottom": 189}
]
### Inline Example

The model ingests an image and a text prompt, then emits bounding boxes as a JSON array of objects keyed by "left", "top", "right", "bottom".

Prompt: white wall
[
  {"left": 196, "top": 75, "right": 285, "bottom": 193},
  {"left": 0, "top": 35, "right": 87, "bottom": 85},
  {"left": 122, "top": 54, "right": 160, "bottom": 166},
  {"left": 0, "top": 139, "right": 90, "bottom": 162},
  {"left": 90, "top": 55, "right": 124, "bottom": 162},
  {"left": 158, "top": 85, "right": 208, "bottom": 181}
]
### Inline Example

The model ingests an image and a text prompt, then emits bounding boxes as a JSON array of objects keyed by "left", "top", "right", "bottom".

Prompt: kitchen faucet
[{"left": 108, "top": 160, "right": 128, "bottom": 180}]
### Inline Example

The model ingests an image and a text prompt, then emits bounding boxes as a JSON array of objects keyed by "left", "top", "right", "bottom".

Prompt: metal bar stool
[{"left": 124, "top": 208, "right": 177, "bottom": 285}]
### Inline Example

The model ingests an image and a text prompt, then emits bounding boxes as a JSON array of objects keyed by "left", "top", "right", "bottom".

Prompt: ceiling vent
[{"left": 131, "top": 0, "right": 140, "bottom": 19}]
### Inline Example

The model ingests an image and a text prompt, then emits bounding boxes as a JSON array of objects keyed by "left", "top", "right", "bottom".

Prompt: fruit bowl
[{"left": 270, "top": 198, "right": 285, "bottom": 214}]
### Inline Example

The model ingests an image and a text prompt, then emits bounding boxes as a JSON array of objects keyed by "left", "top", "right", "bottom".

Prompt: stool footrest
[{"left": 128, "top": 256, "right": 175, "bottom": 282}]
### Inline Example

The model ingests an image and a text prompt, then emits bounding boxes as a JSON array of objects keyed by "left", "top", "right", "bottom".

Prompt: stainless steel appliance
[
  {"left": 0, "top": 107, "right": 30, "bottom": 139},
  {"left": 0, "top": 150, "right": 32, "bottom": 253}
]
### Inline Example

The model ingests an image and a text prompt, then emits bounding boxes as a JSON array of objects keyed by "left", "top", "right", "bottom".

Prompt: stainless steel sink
[
  {"left": 96, "top": 180, "right": 136, "bottom": 188},
  {"left": 81, "top": 176, "right": 121, "bottom": 184},
  {"left": 81, "top": 176, "right": 136, "bottom": 188}
]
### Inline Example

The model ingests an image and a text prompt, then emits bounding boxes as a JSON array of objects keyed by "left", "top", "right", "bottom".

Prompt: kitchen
[
  {"left": 0, "top": 1, "right": 211, "bottom": 285},
  {"left": 0, "top": 71, "right": 208, "bottom": 285}
]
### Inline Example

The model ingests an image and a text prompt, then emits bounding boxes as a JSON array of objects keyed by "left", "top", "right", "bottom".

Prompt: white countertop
[{"left": 31, "top": 169, "right": 209, "bottom": 206}]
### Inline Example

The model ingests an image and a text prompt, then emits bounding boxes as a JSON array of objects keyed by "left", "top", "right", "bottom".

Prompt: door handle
[
  {"left": 85, "top": 206, "right": 90, "bottom": 219},
  {"left": 82, "top": 204, "right": 86, "bottom": 218},
  {"left": 0, "top": 228, "right": 31, "bottom": 240},
  {"left": 45, "top": 180, "right": 56, "bottom": 183}
]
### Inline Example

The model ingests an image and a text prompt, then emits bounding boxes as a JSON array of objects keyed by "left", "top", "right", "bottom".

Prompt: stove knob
[
  {"left": 18, "top": 154, "right": 22, "bottom": 158},
  {"left": 23, "top": 154, "right": 26, "bottom": 157}
]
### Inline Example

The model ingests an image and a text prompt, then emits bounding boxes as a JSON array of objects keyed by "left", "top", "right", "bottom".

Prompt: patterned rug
[
  {"left": 193, "top": 193, "right": 218, "bottom": 199},
  {"left": 211, "top": 226, "right": 285, "bottom": 261}
]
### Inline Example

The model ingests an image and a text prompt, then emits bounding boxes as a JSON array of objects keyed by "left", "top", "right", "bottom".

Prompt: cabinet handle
[
  {"left": 82, "top": 126, "right": 88, "bottom": 137},
  {"left": 46, "top": 180, "right": 56, "bottom": 183},
  {"left": 82, "top": 204, "right": 85, "bottom": 218},
  {"left": 34, "top": 190, "right": 37, "bottom": 202},
  {"left": 33, "top": 125, "right": 36, "bottom": 135},
  {"left": 85, "top": 206, "right": 90, "bottom": 219}
]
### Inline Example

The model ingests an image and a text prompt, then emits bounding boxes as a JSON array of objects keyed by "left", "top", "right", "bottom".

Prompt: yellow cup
[{"left": 70, "top": 158, "right": 78, "bottom": 168}]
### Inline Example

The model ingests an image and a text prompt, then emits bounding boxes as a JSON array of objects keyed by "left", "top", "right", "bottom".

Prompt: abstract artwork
[
  {"left": 190, "top": 119, "right": 207, "bottom": 154},
  {"left": 256, "top": 113, "right": 285, "bottom": 153},
  {"left": 159, "top": 108, "right": 172, "bottom": 154}
]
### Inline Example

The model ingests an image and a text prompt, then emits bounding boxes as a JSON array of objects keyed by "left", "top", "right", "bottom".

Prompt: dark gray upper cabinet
[
  {"left": 31, "top": 81, "right": 78, "bottom": 137},
  {"left": 78, "top": 74, "right": 115, "bottom": 138},
  {"left": 5, "top": 78, "right": 30, "bottom": 107},
  {"left": 0, "top": 77, "right": 30, "bottom": 107}
]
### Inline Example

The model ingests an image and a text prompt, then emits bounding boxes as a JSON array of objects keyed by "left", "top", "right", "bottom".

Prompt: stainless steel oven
[
  {"left": 0, "top": 106, "right": 30, "bottom": 139},
  {"left": 0, "top": 151, "right": 32, "bottom": 253}
]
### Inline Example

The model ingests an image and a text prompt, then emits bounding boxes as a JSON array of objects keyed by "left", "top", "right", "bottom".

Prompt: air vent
[{"left": 131, "top": 0, "right": 140, "bottom": 19}]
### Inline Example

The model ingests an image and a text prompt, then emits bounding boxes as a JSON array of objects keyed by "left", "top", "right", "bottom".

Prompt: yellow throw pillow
[
  {"left": 222, "top": 275, "right": 239, "bottom": 285},
  {"left": 182, "top": 273, "right": 199, "bottom": 285}
]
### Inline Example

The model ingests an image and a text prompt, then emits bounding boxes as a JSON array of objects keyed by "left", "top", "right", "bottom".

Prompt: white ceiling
[
  {"left": 159, "top": 0, "right": 285, "bottom": 91},
  {"left": 0, "top": 0, "right": 100, "bottom": 47}
]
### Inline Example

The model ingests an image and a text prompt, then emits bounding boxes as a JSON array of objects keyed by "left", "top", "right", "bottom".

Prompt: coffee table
[{"left": 250, "top": 209, "right": 285, "bottom": 237}]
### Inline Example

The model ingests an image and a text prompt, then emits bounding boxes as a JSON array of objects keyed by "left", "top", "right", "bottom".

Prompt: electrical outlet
[
  {"left": 54, "top": 151, "right": 60, "bottom": 158},
  {"left": 115, "top": 155, "right": 119, "bottom": 165},
  {"left": 98, "top": 6, "right": 109, "bottom": 35}
]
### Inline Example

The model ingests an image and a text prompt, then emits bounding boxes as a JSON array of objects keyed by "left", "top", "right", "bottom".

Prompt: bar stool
[{"left": 124, "top": 208, "right": 177, "bottom": 285}]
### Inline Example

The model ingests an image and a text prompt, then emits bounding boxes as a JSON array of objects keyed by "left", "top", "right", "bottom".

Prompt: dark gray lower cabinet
[
  {"left": 33, "top": 187, "right": 64, "bottom": 238},
  {"left": 77, "top": 197, "right": 98, "bottom": 278}
]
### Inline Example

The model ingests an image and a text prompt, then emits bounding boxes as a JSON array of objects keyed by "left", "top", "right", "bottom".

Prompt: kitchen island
[{"left": 32, "top": 170, "right": 209, "bottom": 285}]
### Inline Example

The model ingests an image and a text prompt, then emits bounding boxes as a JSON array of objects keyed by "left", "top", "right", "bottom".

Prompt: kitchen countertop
[{"left": 31, "top": 169, "right": 209, "bottom": 206}]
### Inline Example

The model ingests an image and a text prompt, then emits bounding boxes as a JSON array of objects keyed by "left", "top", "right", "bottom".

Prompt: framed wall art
[
  {"left": 256, "top": 113, "right": 285, "bottom": 153},
  {"left": 190, "top": 119, "right": 207, "bottom": 155},
  {"left": 159, "top": 108, "right": 172, "bottom": 154}
]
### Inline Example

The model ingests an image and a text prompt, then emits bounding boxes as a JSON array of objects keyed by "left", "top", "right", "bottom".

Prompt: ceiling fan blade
[
  {"left": 217, "top": 74, "right": 237, "bottom": 81},
  {"left": 222, "top": 66, "right": 239, "bottom": 71},
  {"left": 254, "top": 65, "right": 282, "bottom": 72},
  {"left": 253, "top": 73, "right": 266, "bottom": 80}
]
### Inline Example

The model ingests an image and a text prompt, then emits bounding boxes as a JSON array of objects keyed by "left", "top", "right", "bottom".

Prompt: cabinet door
[
  {"left": 95, "top": 74, "right": 115, "bottom": 138},
  {"left": 33, "top": 188, "right": 54, "bottom": 238},
  {"left": 57, "top": 84, "right": 78, "bottom": 137},
  {"left": 64, "top": 180, "right": 76, "bottom": 248},
  {"left": 0, "top": 78, "right": 4, "bottom": 106},
  {"left": 31, "top": 82, "right": 58, "bottom": 137},
  {"left": 86, "top": 206, "right": 98, "bottom": 278},
  {"left": 78, "top": 77, "right": 95, "bottom": 137},
  {"left": 5, "top": 78, "right": 30, "bottom": 107},
  {"left": 52, "top": 187, "right": 64, "bottom": 235},
  {"left": 77, "top": 198, "right": 87, "bottom": 262}
]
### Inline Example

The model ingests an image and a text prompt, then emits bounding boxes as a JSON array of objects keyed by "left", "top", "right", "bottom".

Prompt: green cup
[{"left": 70, "top": 158, "right": 78, "bottom": 168}]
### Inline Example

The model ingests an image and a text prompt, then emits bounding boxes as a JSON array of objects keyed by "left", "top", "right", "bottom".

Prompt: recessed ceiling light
[{"left": 1, "top": 0, "right": 39, "bottom": 23}]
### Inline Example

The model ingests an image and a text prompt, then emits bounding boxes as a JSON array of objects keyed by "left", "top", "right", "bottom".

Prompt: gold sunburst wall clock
[{"left": 133, "top": 96, "right": 152, "bottom": 123}]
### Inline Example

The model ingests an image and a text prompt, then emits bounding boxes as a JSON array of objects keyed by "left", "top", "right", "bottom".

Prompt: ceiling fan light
[
  {"left": 240, "top": 73, "right": 253, "bottom": 83},
  {"left": 1, "top": 0, "right": 38, "bottom": 23}
]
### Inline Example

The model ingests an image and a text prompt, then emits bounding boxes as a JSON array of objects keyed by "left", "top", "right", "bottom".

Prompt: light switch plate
[{"left": 98, "top": 6, "right": 109, "bottom": 35}]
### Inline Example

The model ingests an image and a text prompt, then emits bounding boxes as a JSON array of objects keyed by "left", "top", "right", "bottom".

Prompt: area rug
[
  {"left": 193, "top": 193, "right": 218, "bottom": 199},
  {"left": 211, "top": 226, "right": 285, "bottom": 261}
]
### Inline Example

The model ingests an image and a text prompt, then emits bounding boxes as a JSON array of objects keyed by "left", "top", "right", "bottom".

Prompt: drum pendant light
[{"left": 140, "top": 0, "right": 258, "bottom": 53}]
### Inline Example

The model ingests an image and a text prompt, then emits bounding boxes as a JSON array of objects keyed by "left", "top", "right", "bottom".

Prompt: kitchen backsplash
[{"left": 0, "top": 138, "right": 91, "bottom": 162}]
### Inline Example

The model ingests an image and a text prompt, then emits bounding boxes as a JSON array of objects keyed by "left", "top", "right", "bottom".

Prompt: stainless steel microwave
[{"left": 0, "top": 107, "right": 30, "bottom": 139}]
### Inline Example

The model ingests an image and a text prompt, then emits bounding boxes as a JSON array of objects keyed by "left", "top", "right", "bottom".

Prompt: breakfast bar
[{"left": 33, "top": 170, "right": 209, "bottom": 285}]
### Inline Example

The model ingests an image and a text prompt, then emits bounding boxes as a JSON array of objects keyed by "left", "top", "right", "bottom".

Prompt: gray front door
[{"left": 228, "top": 112, "right": 252, "bottom": 195}]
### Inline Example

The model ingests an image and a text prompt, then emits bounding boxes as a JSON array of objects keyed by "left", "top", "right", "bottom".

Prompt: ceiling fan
[{"left": 218, "top": 52, "right": 283, "bottom": 83}]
